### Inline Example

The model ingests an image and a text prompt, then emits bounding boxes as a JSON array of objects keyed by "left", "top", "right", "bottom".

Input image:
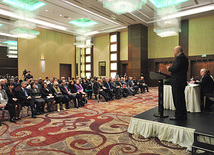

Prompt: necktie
[
  {"left": 108, "top": 83, "right": 111, "bottom": 89},
  {"left": 65, "top": 86, "right": 69, "bottom": 93},
  {"left": 24, "top": 89, "right": 28, "bottom": 97}
]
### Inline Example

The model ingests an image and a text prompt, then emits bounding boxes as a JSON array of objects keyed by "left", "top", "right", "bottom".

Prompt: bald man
[{"left": 167, "top": 46, "right": 189, "bottom": 120}]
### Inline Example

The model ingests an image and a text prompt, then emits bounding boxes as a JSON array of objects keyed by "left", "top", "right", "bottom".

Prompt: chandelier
[
  {"left": 153, "top": 6, "right": 181, "bottom": 37},
  {"left": 74, "top": 36, "right": 93, "bottom": 48},
  {"left": 99, "top": 0, "right": 147, "bottom": 15},
  {"left": 9, "top": 3, "right": 40, "bottom": 39},
  {"left": 11, "top": 28, "right": 40, "bottom": 39}
]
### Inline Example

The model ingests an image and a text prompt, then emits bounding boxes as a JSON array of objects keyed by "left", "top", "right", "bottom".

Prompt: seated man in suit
[
  {"left": 115, "top": 78, "right": 129, "bottom": 98},
  {"left": 93, "top": 78, "right": 110, "bottom": 102},
  {"left": 127, "top": 77, "right": 138, "bottom": 94},
  {"left": 17, "top": 81, "right": 36, "bottom": 118},
  {"left": 121, "top": 77, "right": 135, "bottom": 96},
  {"left": 60, "top": 80, "right": 77, "bottom": 109},
  {"left": 111, "top": 78, "right": 121, "bottom": 99},
  {"left": 0, "top": 84, "right": 16, "bottom": 123},
  {"left": 103, "top": 78, "right": 114, "bottom": 100},
  {"left": 192, "top": 68, "right": 214, "bottom": 109},
  {"left": 138, "top": 76, "right": 149, "bottom": 93}
]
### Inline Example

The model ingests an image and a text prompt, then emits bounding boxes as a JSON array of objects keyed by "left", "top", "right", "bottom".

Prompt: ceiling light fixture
[
  {"left": 11, "top": 28, "right": 40, "bottom": 39},
  {"left": 2, "top": 0, "right": 46, "bottom": 11},
  {"left": 61, "top": 0, "right": 120, "bottom": 25},
  {"left": 0, "top": 9, "right": 67, "bottom": 31},
  {"left": 153, "top": 6, "right": 181, "bottom": 37},
  {"left": 0, "top": 24, "right": 3, "bottom": 26},
  {"left": 69, "top": 18, "right": 97, "bottom": 28},
  {"left": 149, "top": 0, "right": 188, "bottom": 8},
  {"left": 99, "top": 0, "right": 147, "bottom": 15}
]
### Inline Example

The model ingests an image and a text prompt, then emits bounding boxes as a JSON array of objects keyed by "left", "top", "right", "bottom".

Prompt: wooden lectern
[{"left": 150, "top": 72, "right": 171, "bottom": 118}]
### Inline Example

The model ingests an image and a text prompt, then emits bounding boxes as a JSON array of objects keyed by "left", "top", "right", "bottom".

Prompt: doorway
[{"left": 60, "top": 64, "right": 72, "bottom": 80}]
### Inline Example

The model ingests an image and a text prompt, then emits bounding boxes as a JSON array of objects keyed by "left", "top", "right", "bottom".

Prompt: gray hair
[
  {"left": 21, "top": 81, "right": 27, "bottom": 85},
  {"left": 201, "top": 68, "right": 208, "bottom": 74}
]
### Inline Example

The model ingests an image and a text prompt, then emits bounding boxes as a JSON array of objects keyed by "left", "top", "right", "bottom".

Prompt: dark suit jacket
[
  {"left": 40, "top": 88, "right": 52, "bottom": 99},
  {"left": 115, "top": 81, "right": 123, "bottom": 88},
  {"left": 93, "top": 81, "right": 100, "bottom": 94},
  {"left": 197, "top": 74, "right": 214, "bottom": 94},
  {"left": 168, "top": 53, "right": 189, "bottom": 87},
  {"left": 17, "top": 88, "right": 32, "bottom": 101},
  {"left": 60, "top": 85, "right": 69, "bottom": 95}
]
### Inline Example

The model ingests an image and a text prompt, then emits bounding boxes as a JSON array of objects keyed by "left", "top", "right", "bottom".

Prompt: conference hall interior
[{"left": 0, "top": 0, "right": 214, "bottom": 154}]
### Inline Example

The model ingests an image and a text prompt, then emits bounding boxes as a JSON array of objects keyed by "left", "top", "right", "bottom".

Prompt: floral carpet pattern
[{"left": 0, "top": 87, "right": 189, "bottom": 155}]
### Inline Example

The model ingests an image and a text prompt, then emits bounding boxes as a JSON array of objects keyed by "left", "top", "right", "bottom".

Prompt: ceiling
[{"left": 0, "top": 0, "right": 214, "bottom": 42}]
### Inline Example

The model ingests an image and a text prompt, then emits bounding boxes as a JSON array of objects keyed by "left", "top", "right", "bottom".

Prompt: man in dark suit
[
  {"left": 167, "top": 46, "right": 189, "bottom": 120},
  {"left": 194, "top": 69, "right": 214, "bottom": 109},
  {"left": 103, "top": 78, "right": 114, "bottom": 100},
  {"left": 17, "top": 81, "right": 36, "bottom": 118},
  {"left": 60, "top": 80, "right": 76, "bottom": 109}
]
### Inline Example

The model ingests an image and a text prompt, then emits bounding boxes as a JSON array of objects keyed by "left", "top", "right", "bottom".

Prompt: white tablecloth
[
  {"left": 128, "top": 117, "right": 195, "bottom": 151},
  {"left": 164, "top": 85, "right": 201, "bottom": 113}
]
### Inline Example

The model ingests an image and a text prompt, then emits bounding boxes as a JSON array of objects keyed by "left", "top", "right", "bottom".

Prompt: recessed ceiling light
[
  {"left": 60, "top": 14, "right": 62, "bottom": 16},
  {"left": 45, "top": 10, "right": 48, "bottom": 12}
]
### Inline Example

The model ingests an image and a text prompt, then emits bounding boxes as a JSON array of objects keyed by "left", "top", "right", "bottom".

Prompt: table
[{"left": 163, "top": 84, "right": 201, "bottom": 113}]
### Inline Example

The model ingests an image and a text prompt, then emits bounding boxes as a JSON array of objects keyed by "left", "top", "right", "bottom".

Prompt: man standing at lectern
[{"left": 167, "top": 46, "right": 189, "bottom": 120}]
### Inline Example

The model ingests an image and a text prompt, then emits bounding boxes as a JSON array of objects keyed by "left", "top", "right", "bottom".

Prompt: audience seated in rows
[{"left": 0, "top": 75, "right": 150, "bottom": 125}]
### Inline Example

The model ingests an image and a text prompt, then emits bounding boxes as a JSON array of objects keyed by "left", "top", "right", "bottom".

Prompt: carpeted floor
[{"left": 0, "top": 87, "right": 189, "bottom": 155}]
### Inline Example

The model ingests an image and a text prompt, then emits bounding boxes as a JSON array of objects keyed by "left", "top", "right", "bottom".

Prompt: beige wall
[
  {"left": 120, "top": 31, "right": 128, "bottom": 60},
  {"left": 148, "top": 27, "right": 179, "bottom": 59},
  {"left": 18, "top": 28, "right": 75, "bottom": 79},
  {"left": 93, "top": 34, "right": 110, "bottom": 77},
  {"left": 189, "top": 15, "right": 214, "bottom": 56}
]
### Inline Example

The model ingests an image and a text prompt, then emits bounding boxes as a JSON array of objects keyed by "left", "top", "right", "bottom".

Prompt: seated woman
[
  {"left": 51, "top": 82, "right": 68, "bottom": 111},
  {"left": 6, "top": 83, "right": 22, "bottom": 120},
  {"left": 74, "top": 79, "right": 87, "bottom": 106},
  {"left": 31, "top": 82, "right": 45, "bottom": 114},
  {"left": 67, "top": 80, "right": 79, "bottom": 108},
  {"left": 40, "top": 83, "right": 56, "bottom": 112},
  {"left": 0, "top": 85, "right": 16, "bottom": 123}
]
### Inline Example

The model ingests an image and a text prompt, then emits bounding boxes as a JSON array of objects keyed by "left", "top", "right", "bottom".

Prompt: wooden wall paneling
[{"left": 128, "top": 24, "right": 148, "bottom": 80}]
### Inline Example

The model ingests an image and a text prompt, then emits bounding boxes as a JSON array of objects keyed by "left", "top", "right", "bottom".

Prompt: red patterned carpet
[{"left": 0, "top": 87, "right": 189, "bottom": 155}]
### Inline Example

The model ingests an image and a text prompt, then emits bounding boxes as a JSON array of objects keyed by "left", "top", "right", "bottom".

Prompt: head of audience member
[
  {"left": 90, "top": 78, "right": 94, "bottom": 82},
  {"left": 21, "top": 81, "right": 27, "bottom": 88},
  {"left": 68, "top": 77, "right": 71, "bottom": 81},
  {"left": 103, "top": 78, "right": 106, "bottom": 82},
  {"left": 31, "top": 82, "right": 37, "bottom": 89},
  {"left": 173, "top": 46, "right": 183, "bottom": 57},
  {"left": 7, "top": 83, "right": 14, "bottom": 91},
  {"left": 129, "top": 77, "right": 132, "bottom": 80},
  {"left": 0, "top": 79, "right": 5, "bottom": 86},
  {"left": 9, "top": 79, "right": 14, "bottom": 84},
  {"left": 106, "top": 78, "right": 110, "bottom": 82},
  {"left": 50, "top": 78, "right": 53, "bottom": 83},
  {"left": 41, "top": 83, "right": 48, "bottom": 89},
  {"left": 54, "top": 79, "right": 58, "bottom": 82},
  {"left": 200, "top": 68, "right": 207, "bottom": 77},
  {"left": 61, "top": 77, "right": 65, "bottom": 81},
  {"left": 39, "top": 77, "right": 43, "bottom": 82},
  {"left": 61, "top": 80, "right": 66, "bottom": 86},
  {"left": 141, "top": 76, "right": 144, "bottom": 80},
  {"left": 112, "top": 78, "right": 116, "bottom": 82},
  {"left": 82, "top": 79, "right": 87, "bottom": 83},
  {"left": 69, "top": 80, "right": 75, "bottom": 85},
  {"left": 53, "top": 82, "right": 59, "bottom": 88},
  {"left": 35, "top": 79, "right": 39, "bottom": 84},
  {"left": 76, "top": 79, "right": 80, "bottom": 84},
  {"left": 45, "top": 77, "right": 49, "bottom": 80},
  {"left": 121, "top": 77, "right": 125, "bottom": 81},
  {"left": 27, "top": 71, "right": 31, "bottom": 75},
  {"left": 0, "top": 84, "right": 2, "bottom": 91},
  {"left": 109, "top": 77, "right": 112, "bottom": 81},
  {"left": 117, "top": 78, "right": 121, "bottom": 82}
]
